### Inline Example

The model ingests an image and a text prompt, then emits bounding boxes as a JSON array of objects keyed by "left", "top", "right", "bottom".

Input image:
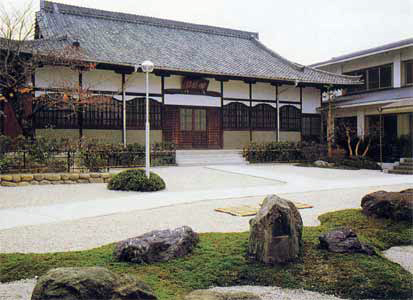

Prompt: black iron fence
[{"left": 0, "top": 150, "right": 176, "bottom": 174}]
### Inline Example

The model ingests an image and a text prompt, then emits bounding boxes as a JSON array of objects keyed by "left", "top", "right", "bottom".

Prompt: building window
[
  {"left": 180, "top": 108, "right": 192, "bottom": 131},
  {"left": 302, "top": 114, "right": 321, "bottom": 141},
  {"left": 35, "top": 95, "right": 162, "bottom": 130},
  {"left": 405, "top": 60, "right": 413, "bottom": 85},
  {"left": 280, "top": 105, "right": 301, "bottom": 131},
  {"left": 194, "top": 109, "right": 206, "bottom": 131},
  {"left": 251, "top": 104, "right": 276, "bottom": 130},
  {"left": 346, "top": 64, "right": 393, "bottom": 94},
  {"left": 223, "top": 102, "right": 249, "bottom": 129},
  {"left": 126, "top": 98, "right": 162, "bottom": 129}
]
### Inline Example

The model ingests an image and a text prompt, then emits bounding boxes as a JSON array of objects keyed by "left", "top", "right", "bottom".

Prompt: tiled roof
[
  {"left": 35, "top": 1, "right": 361, "bottom": 86},
  {"left": 334, "top": 86, "right": 413, "bottom": 108},
  {"left": 311, "top": 38, "right": 413, "bottom": 68}
]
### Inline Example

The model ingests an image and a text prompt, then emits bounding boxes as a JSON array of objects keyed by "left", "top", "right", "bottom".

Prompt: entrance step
[
  {"left": 176, "top": 150, "right": 248, "bottom": 166},
  {"left": 388, "top": 158, "right": 413, "bottom": 175}
]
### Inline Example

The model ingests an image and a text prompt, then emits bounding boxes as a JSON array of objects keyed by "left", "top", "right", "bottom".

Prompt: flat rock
[
  {"left": 31, "top": 267, "right": 157, "bottom": 300},
  {"left": 361, "top": 189, "right": 413, "bottom": 223},
  {"left": 114, "top": 226, "right": 199, "bottom": 263},
  {"left": 185, "top": 290, "right": 260, "bottom": 300},
  {"left": 319, "top": 228, "right": 374, "bottom": 255},
  {"left": 248, "top": 194, "right": 303, "bottom": 264}
]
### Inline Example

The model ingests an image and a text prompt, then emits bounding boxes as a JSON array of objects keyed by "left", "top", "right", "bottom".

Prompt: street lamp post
[{"left": 140, "top": 60, "right": 155, "bottom": 178}]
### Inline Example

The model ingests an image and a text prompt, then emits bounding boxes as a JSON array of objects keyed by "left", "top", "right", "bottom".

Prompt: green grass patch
[{"left": 1, "top": 209, "right": 412, "bottom": 299}]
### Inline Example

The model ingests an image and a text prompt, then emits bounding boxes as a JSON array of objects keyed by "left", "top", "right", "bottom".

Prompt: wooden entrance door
[{"left": 180, "top": 108, "right": 207, "bottom": 148}]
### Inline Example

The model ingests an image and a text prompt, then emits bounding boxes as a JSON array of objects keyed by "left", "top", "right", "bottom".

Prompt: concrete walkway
[{"left": 1, "top": 164, "right": 412, "bottom": 231}]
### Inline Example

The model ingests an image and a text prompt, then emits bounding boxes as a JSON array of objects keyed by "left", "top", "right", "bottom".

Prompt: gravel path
[
  {"left": 0, "top": 279, "right": 36, "bottom": 300},
  {"left": 211, "top": 286, "right": 345, "bottom": 299},
  {"left": 0, "top": 184, "right": 410, "bottom": 253},
  {"left": 383, "top": 245, "right": 413, "bottom": 274}
]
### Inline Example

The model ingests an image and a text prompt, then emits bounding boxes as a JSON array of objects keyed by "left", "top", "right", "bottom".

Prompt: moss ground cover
[{"left": 0, "top": 209, "right": 412, "bottom": 299}]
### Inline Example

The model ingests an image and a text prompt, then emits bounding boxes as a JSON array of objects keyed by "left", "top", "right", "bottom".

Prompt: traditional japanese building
[{"left": 2, "top": 1, "right": 361, "bottom": 149}]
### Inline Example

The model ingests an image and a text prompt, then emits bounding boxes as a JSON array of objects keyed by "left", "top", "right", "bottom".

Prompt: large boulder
[
  {"left": 31, "top": 267, "right": 157, "bottom": 300},
  {"left": 319, "top": 228, "right": 374, "bottom": 255},
  {"left": 185, "top": 290, "right": 260, "bottom": 300},
  {"left": 361, "top": 189, "right": 413, "bottom": 223},
  {"left": 114, "top": 226, "right": 199, "bottom": 263},
  {"left": 248, "top": 194, "right": 303, "bottom": 264}
]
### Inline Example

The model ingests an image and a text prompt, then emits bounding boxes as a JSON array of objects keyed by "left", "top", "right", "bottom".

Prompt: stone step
[
  {"left": 176, "top": 150, "right": 247, "bottom": 166},
  {"left": 402, "top": 157, "right": 413, "bottom": 163},
  {"left": 394, "top": 165, "right": 413, "bottom": 171},
  {"left": 388, "top": 169, "right": 413, "bottom": 175}
]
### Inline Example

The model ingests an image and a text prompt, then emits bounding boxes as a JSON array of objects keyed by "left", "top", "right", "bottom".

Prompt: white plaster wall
[
  {"left": 164, "top": 94, "right": 220, "bottom": 107},
  {"left": 207, "top": 78, "right": 221, "bottom": 93},
  {"left": 223, "top": 80, "right": 249, "bottom": 99},
  {"left": 401, "top": 46, "right": 413, "bottom": 61},
  {"left": 164, "top": 75, "right": 182, "bottom": 89},
  {"left": 252, "top": 82, "right": 275, "bottom": 100},
  {"left": 302, "top": 87, "right": 320, "bottom": 113},
  {"left": 35, "top": 66, "right": 78, "bottom": 89},
  {"left": 278, "top": 85, "right": 300, "bottom": 101},
  {"left": 83, "top": 69, "right": 121, "bottom": 92},
  {"left": 125, "top": 73, "right": 161, "bottom": 94}
]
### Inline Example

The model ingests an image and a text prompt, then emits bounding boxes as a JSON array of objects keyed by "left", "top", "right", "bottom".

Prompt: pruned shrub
[
  {"left": 107, "top": 169, "right": 166, "bottom": 192},
  {"left": 326, "top": 156, "right": 382, "bottom": 170}
]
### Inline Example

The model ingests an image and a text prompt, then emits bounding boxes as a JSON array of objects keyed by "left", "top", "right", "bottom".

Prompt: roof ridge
[
  {"left": 42, "top": 1, "right": 259, "bottom": 39},
  {"left": 310, "top": 37, "right": 413, "bottom": 67}
]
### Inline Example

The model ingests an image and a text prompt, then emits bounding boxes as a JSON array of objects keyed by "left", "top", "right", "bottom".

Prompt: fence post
[
  {"left": 67, "top": 151, "right": 71, "bottom": 173},
  {"left": 23, "top": 151, "right": 26, "bottom": 169}
]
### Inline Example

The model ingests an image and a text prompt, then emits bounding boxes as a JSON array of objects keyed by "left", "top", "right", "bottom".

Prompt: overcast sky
[{"left": 7, "top": 0, "right": 413, "bottom": 65}]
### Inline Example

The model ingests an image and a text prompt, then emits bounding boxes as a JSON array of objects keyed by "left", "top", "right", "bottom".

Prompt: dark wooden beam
[
  {"left": 220, "top": 81, "right": 224, "bottom": 148},
  {"left": 249, "top": 82, "right": 252, "bottom": 142}
]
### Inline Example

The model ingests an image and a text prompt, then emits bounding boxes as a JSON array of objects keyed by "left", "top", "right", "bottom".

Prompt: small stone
[
  {"left": 77, "top": 179, "right": 89, "bottom": 184},
  {"left": 114, "top": 226, "right": 199, "bottom": 263},
  {"left": 12, "top": 175, "right": 21, "bottom": 183},
  {"left": 45, "top": 174, "right": 61, "bottom": 181},
  {"left": 51, "top": 181, "right": 64, "bottom": 185},
  {"left": 90, "top": 173, "right": 101, "bottom": 178},
  {"left": 319, "top": 228, "right": 374, "bottom": 255},
  {"left": 1, "top": 181, "right": 17, "bottom": 187},
  {"left": 33, "top": 174, "right": 45, "bottom": 181},
  {"left": 89, "top": 178, "right": 104, "bottom": 184},
  {"left": 185, "top": 290, "right": 260, "bottom": 300},
  {"left": 39, "top": 180, "right": 51, "bottom": 185},
  {"left": 17, "top": 182, "right": 30, "bottom": 187},
  {"left": 31, "top": 267, "right": 157, "bottom": 300},
  {"left": 101, "top": 173, "right": 111, "bottom": 179},
  {"left": 63, "top": 180, "right": 75, "bottom": 184},
  {"left": 79, "top": 173, "right": 91, "bottom": 180},
  {"left": 31, "top": 181, "right": 39, "bottom": 185},
  {"left": 69, "top": 174, "right": 80, "bottom": 180},
  {"left": 61, "top": 174, "right": 70, "bottom": 180},
  {"left": 1, "top": 175, "right": 13, "bottom": 181},
  {"left": 21, "top": 174, "right": 34, "bottom": 182}
]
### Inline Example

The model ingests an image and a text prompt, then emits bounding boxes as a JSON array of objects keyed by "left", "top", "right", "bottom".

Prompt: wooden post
[
  {"left": 78, "top": 72, "right": 83, "bottom": 140},
  {"left": 249, "top": 82, "right": 252, "bottom": 142},
  {"left": 320, "top": 89, "right": 324, "bottom": 143},
  {"left": 300, "top": 86, "right": 303, "bottom": 141},
  {"left": 220, "top": 80, "right": 224, "bottom": 148},
  {"left": 122, "top": 73, "right": 126, "bottom": 146},
  {"left": 161, "top": 75, "right": 165, "bottom": 142},
  {"left": 276, "top": 84, "right": 280, "bottom": 142}
]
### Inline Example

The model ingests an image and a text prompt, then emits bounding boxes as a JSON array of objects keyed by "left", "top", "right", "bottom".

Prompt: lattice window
[
  {"left": 223, "top": 102, "right": 249, "bottom": 129},
  {"left": 280, "top": 105, "right": 301, "bottom": 131},
  {"left": 302, "top": 114, "right": 321, "bottom": 139},
  {"left": 251, "top": 103, "right": 276, "bottom": 130},
  {"left": 126, "top": 98, "right": 162, "bottom": 130}
]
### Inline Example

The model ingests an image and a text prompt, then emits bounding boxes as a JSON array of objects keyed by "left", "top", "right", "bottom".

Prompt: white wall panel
[
  {"left": 278, "top": 85, "right": 300, "bottom": 101},
  {"left": 125, "top": 73, "right": 161, "bottom": 94},
  {"left": 302, "top": 87, "right": 320, "bottom": 113},
  {"left": 223, "top": 80, "right": 249, "bottom": 99},
  {"left": 83, "top": 69, "right": 121, "bottom": 92},
  {"left": 252, "top": 82, "right": 275, "bottom": 100},
  {"left": 164, "top": 94, "right": 220, "bottom": 107},
  {"left": 35, "top": 66, "right": 78, "bottom": 89}
]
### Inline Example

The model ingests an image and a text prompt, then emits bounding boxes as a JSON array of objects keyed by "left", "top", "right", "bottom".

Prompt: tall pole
[
  {"left": 122, "top": 73, "right": 127, "bottom": 147},
  {"left": 379, "top": 108, "right": 383, "bottom": 169},
  {"left": 145, "top": 71, "right": 150, "bottom": 178},
  {"left": 276, "top": 84, "right": 280, "bottom": 142}
]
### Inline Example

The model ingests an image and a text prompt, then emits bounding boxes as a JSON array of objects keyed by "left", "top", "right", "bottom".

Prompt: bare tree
[
  {"left": 0, "top": 0, "right": 35, "bottom": 136},
  {"left": 323, "top": 86, "right": 336, "bottom": 158}
]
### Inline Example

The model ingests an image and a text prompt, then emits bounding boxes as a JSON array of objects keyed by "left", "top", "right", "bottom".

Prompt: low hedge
[
  {"left": 326, "top": 156, "right": 382, "bottom": 170},
  {"left": 107, "top": 169, "right": 166, "bottom": 192},
  {"left": 243, "top": 141, "right": 327, "bottom": 163}
]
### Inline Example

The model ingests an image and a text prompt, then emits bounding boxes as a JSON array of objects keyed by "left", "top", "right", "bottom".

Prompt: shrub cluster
[
  {"left": 108, "top": 169, "right": 166, "bottom": 192},
  {"left": 0, "top": 135, "right": 176, "bottom": 174},
  {"left": 326, "top": 156, "right": 382, "bottom": 170},
  {"left": 243, "top": 141, "right": 327, "bottom": 163}
]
